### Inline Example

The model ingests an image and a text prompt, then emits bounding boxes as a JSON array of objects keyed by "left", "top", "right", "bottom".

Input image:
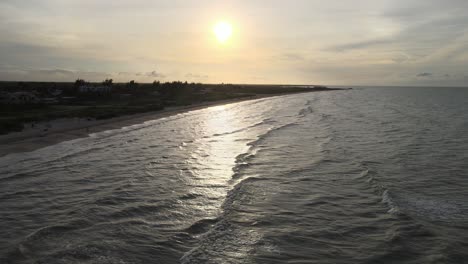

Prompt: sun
[{"left": 213, "top": 21, "right": 233, "bottom": 44}]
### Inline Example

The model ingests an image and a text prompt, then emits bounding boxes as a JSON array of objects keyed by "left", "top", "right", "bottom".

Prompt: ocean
[{"left": 1, "top": 87, "right": 467, "bottom": 263}]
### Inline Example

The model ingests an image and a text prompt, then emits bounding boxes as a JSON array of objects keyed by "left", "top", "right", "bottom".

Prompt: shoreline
[{"left": 0, "top": 93, "right": 299, "bottom": 157}]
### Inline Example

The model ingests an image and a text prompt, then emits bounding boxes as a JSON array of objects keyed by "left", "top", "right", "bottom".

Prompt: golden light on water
[{"left": 213, "top": 21, "right": 233, "bottom": 44}]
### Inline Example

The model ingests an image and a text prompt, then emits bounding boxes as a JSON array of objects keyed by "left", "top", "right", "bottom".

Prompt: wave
[
  {"left": 397, "top": 195, "right": 465, "bottom": 221},
  {"left": 108, "top": 203, "right": 169, "bottom": 219},
  {"left": 382, "top": 189, "right": 401, "bottom": 214},
  {"left": 0, "top": 143, "right": 111, "bottom": 181},
  {"left": 204, "top": 118, "right": 276, "bottom": 139},
  {"left": 358, "top": 165, "right": 466, "bottom": 221},
  {"left": 180, "top": 117, "right": 304, "bottom": 261},
  {"left": 180, "top": 177, "right": 268, "bottom": 263},
  {"left": 183, "top": 218, "right": 219, "bottom": 235},
  {"left": 229, "top": 121, "right": 300, "bottom": 183},
  {"left": 230, "top": 152, "right": 257, "bottom": 180},
  {"left": 296, "top": 98, "right": 317, "bottom": 117},
  {"left": 23, "top": 219, "right": 92, "bottom": 243},
  {"left": 179, "top": 193, "right": 204, "bottom": 200},
  {"left": 2, "top": 218, "right": 94, "bottom": 262},
  {"left": 87, "top": 112, "right": 192, "bottom": 140},
  {"left": 298, "top": 106, "right": 313, "bottom": 117},
  {"left": 0, "top": 189, "right": 37, "bottom": 200},
  {"left": 248, "top": 123, "right": 299, "bottom": 148},
  {"left": 0, "top": 172, "right": 34, "bottom": 184},
  {"left": 180, "top": 119, "right": 302, "bottom": 262},
  {"left": 356, "top": 167, "right": 401, "bottom": 215}
]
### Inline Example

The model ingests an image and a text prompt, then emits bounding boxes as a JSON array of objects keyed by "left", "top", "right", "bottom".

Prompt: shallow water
[{"left": 1, "top": 87, "right": 468, "bottom": 263}]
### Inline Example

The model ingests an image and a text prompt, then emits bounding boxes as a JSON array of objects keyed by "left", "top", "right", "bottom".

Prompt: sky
[{"left": 1, "top": 0, "right": 468, "bottom": 86}]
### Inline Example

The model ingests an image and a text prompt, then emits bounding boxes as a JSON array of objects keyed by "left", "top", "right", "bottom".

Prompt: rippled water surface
[{"left": 1, "top": 87, "right": 468, "bottom": 263}]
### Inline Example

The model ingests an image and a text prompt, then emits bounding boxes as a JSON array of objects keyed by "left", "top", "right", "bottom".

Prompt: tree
[
  {"left": 126, "top": 80, "right": 138, "bottom": 89},
  {"left": 75, "top": 79, "right": 86, "bottom": 86},
  {"left": 102, "top": 79, "right": 113, "bottom": 86}
]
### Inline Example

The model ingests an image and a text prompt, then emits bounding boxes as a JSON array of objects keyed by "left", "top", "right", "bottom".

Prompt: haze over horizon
[{"left": 1, "top": 0, "right": 468, "bottom": 86}]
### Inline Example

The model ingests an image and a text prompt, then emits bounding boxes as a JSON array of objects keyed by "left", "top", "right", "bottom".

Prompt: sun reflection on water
[{"left": 180, "top": 104, "right": 250, "bottom": 215}]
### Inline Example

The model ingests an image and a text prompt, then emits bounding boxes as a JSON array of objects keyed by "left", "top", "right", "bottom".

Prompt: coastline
[{"left": 0, "top": 93, "right": 296, "bottom": 157}]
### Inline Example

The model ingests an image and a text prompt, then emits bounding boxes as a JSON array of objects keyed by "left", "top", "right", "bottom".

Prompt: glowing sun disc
[{"left": 213, "top": 21, "right": 233, "bottom": 43}]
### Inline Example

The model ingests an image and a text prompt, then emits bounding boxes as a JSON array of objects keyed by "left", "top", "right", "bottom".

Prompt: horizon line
[{"left": 1, "top": 80, "right": 468, "bottom": 88}]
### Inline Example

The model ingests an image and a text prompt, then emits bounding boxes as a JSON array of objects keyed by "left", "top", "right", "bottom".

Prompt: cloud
[
  {"left": 146, "top": 71, "right": 165, "bottom": 78},
  {"left": 35, "top": 69, "right": 75, "bottom": 76},
  {"left": 116, "top": 71, "right": 166, "bottom": 80},
  {"left": 417, "top": 72, "right": 433, "bottom": 77},
  {"left": 0, "top": 66, "right": 111, "bottom": 82},
  {"left": 0, "top": 67, "right": 173, "bottom": 82},
  {"left": 117, "top": 71, "right": 132, "bottom": 76},
  {"left": 185, "top": 73, "right": 209, "bottom": 79},
  {"left": 275, "top": 52, "right": 306, "bottom": 61},
  {"left": 328, "top": 39, "right": 393, "bottom": 52}
]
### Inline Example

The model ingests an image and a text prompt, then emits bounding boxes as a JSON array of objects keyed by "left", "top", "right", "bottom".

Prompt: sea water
[{"left": 1, "top": 87, "right": 467, "bottom": 263}]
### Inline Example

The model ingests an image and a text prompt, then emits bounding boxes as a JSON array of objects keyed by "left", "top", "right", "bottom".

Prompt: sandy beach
[{"left": 0, "top": 94, "right": 287, "bottom": 157}]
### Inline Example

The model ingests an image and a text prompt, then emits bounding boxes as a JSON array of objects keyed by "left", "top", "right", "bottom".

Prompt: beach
[{"left": 0, "top": 94, "right": 288, "bottom": 157}]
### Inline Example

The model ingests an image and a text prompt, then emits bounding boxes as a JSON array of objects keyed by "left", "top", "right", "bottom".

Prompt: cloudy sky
[{"left": 1, "top": 0, "right": 468, "bottom": 86}]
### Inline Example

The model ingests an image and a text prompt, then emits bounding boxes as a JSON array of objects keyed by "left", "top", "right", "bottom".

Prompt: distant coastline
[
  {"left": 0, "top": 81, "right": 339, "bottom": 135},
  {"left": 0, "top": 84, "right": 342, "bottom": 157}
]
